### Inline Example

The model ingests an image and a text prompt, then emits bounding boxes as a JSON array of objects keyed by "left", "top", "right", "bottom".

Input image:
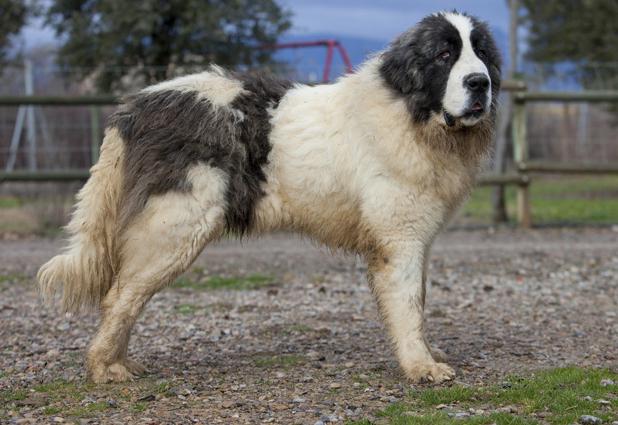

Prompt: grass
[
  {"left": 0, "top": 389, "right": 28, "bottom": 403},
  {"left": 1, "top": 368, "right": 614, "bottom": 422},
  {"left": 32, "top": 380, "right": 92, "bottom": 397},
  {"left": 173, "top": 274, "right": 275, "bottom": 291},
  {"left": 253, "top": 354, "right": 305, "bottom": 368},
  {"left": 463, "top": 175, "right": 618, "bottom": 225},
  {"left": 132, "top": 402, "right": 147, "bottom": 412},
  {"left": 66, "top": 401, "right": 111, "bottom": 417},
  {"left": 0, "top": 176, "right": 615, "bottom": 238},
  {"left": 1, "top": 377, "right": 174, "bottom": 419},
  {"left": 0, "top": 195, "right": 71, "bottom": 235},
  {"left": 42, "top": 406, "right": 62, "bottom": 415},
  {"left": 153, "top": 380, "right": 173, "bottom": 396},
  {"left": 31, "top": 380, "right": 101, "bottom": 417},
  {"left": 174, "top": 303, "right": 203, "bottom": 315},
  {"left": 0, "top": 273, "right": 28, "bottom": 292},
  {"left": 285, "top": 323, "right": 313, "bottom": 334},
  {"left": 0, "top": 380, "right": 99, "bottom": 417},
  {"left": 350, "top": 367, "right": 617, "bottom": 425},
  {"left": 0, "top": 273, "right": 27, "bottom": 284},
  {"left": 0, "top": 197, "right": 21, "bottom": 208}
]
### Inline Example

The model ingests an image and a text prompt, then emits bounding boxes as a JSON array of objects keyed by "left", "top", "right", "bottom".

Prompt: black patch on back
[
  {"left": 225, "top": 73, "right": 292, "bottom": 233},
  {"left": 109, "top": 70, "right": 292, "bottom": 234},
  {"left": 379, "top": 12, "right": 501, "bottom": 122}
]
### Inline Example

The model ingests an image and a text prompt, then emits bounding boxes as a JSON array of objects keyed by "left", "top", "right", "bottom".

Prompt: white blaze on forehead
[
  {"left": 442, "top": 13, "right": 491, "bottom": 120},
  {"left": 141, "top": 65, "right": 247, "bottom": 107},
  {"left": 444, "top": 12, "right": 474, "bottom": 40}
]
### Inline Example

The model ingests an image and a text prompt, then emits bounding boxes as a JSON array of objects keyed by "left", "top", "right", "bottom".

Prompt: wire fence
[
  {"left": 0, "top": 62, "right": 287, "bottom": 171},
  {"left": 519, "top": 61, "right": 618, "bottom": 166},
  {"left": 1, "top": 60, "right": 618, "bottom": 172},
  {"left": 526, "top": 102, "right": 618, "bottom": 165}
]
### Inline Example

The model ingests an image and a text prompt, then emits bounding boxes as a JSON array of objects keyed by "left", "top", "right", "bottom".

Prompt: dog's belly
[{"left": 253, "top": 176, "right": 370, "bottom": 252}]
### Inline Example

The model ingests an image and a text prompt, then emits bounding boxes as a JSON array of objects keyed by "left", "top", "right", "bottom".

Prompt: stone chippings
[{"left": 0, "top": 228, "right": 616, "bottom": 423}]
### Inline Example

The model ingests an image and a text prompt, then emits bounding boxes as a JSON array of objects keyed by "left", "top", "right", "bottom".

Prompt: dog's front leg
[{"left": 368, "top": 241, "right": 455, "bottom": 383}]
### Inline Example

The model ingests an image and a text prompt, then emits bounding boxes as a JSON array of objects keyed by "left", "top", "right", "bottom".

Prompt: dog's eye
[
  {"left": 477, "top": 49, "right": 487, "bottom": 58},
  {"left": 438, "top": 50, "right": 451, "bottom": 61}
]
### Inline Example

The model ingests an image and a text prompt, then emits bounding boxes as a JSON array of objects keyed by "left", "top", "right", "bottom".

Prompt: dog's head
[{"left": 380, "top": 12, "right": 501, "bottom": 128}]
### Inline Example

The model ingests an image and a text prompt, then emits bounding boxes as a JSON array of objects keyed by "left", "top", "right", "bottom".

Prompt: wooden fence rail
[
  {"left": 0, "top": 95, "right": 119, "bottom": 106},
  {"left": 512, "top": 90, "right": 618, "bottom": 227},
  {"left": 1, "top": 170, "right": 532, "bottom": 185},
  {"left": 0, "top": 169, "right": 90, "bottom": 182},
  {"left": 1, "top": 84, "right": 618, "bottom": 228}
]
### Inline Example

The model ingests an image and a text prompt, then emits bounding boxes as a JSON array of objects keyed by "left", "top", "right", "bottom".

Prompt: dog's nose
[{"left": 464, "top": 73, "right": 490, "bottom": 92}]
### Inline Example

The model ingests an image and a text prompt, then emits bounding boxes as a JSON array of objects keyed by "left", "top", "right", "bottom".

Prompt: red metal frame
[{"left": 262, "top": 39, "right": 353, "bottom": 83}]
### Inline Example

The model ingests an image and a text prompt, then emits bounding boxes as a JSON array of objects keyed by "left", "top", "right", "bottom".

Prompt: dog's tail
[{"left": 37, "top": 128, "right": 125, "bottom": 312}]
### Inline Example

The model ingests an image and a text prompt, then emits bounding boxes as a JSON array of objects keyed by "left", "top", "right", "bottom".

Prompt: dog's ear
[{"left": 379, "top": 33, "right": 422, "bottom": 96}]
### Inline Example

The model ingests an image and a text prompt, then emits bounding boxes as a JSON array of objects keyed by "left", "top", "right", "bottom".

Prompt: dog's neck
[{"left": 337, "top": 58, "right": 493, "bottom": 169}]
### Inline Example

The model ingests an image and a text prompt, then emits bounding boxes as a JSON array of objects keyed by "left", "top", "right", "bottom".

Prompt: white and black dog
[{"left": 39, "top": 11, "right": 501, "bottom": 384}]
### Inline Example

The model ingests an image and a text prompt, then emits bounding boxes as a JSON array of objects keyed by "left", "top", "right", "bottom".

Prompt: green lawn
[
  {"left": 463, "top": 175, "right": 618, "bottom": 225},
  {"left": 1, "top": 176, "right": 617, "bottom": 232},
  {"left": 0, "top": 378, "right": 174, "bottom": 419},
  {"left": 0, "top": 197, "right": 21, "bottom": 208},
  {"left": 351, "top": 367, "right": 617, "bottom": 425}
]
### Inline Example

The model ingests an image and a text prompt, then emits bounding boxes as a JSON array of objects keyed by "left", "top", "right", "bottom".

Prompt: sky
[
  {"left": 281, "top": 0, "right": 509, "bottom": 41},
  {"left": 21, "top": 0, "right": 510, "bottom": 49}
]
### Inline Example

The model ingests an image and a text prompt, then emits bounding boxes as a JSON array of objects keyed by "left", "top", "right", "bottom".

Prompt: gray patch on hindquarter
[{"left": 109, "top": 71, "right": 292, "bottom": 234}]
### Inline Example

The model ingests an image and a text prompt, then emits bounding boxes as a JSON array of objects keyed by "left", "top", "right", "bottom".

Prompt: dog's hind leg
[{"left": 87, "top": 164, "right": 228, "bottom": 383}]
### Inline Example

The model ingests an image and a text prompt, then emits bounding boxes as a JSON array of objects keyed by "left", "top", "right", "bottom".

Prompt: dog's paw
[
  {"left": 123, "top": 358, "right": 147, "bottom": 376},
  {"left": 429, "top": 346, "right": 448, "bottom": 363},
  {"left": 90, "top": 362, "right": 136, "bottom": 383},
  {"left": 404, "top": 361, "right": 455, "bottom": 384}
]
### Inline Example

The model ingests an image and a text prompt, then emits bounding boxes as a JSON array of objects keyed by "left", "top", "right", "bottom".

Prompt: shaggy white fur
[
  {"left": 39, "top": 12, "right": 499, "bottom": 385},
  {"left": 443, "top": 13, "right": 492, "bottom": 125}
]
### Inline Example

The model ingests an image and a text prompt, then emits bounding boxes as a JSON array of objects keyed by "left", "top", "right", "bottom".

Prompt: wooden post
[
  {"left": 491, "top": 0, "right": 521, "bottom": 224},
  {"left": 513, "top": 99, "right": 531, "bottom": 227},
  {"left": 491, "top": 0, "right": 520, "bottom": 224},
  {"left": 6, "top": 107, "right": 26, "bottom": 172},
  {"left": 24, "top": 60, "right": 37, "bottom": 170},
  {"left": 89, "top": 106, "right": 101, "bottom": 165}
]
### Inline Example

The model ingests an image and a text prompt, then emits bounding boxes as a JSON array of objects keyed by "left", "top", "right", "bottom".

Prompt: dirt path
[{"left": 1, "top": 228, "right": 617, "bottom": 424}]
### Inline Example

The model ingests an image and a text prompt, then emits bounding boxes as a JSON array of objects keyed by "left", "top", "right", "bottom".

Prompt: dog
[{"left": 38, "top": 11, "right": 501, "bottom": 384}]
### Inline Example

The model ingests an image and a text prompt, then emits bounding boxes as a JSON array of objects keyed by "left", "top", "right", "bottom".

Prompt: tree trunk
[{"left": 491, "top": 99, "right": 512, "bottom": 223}]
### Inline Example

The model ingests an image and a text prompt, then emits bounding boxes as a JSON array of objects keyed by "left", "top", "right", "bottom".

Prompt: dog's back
[
  {"left": 38, "top": 66, "right": 296, "bottom": 382},
  {"left": 38, "top": 66, "right": 291, "bottom": 314}
]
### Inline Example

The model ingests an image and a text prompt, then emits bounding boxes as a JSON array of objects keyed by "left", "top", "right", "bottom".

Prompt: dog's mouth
[
  {"left": 465, "top": 101, "right": 485, "bottom": 116},
  {"left": 444, "top": 101, "right": 486, "bottom": 127}
]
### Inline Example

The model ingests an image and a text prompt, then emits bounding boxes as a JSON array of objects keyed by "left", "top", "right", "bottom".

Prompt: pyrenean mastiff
[{"left": 39, "top": 11, "right": 501, "bottom": 384}]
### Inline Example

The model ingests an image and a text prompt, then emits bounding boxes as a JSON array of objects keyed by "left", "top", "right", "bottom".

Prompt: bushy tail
[{"left": 37, "top": 128, "right": 125, "bottom": 312}]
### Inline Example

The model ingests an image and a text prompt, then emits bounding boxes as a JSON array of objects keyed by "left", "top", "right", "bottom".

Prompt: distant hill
[{"left": 273, "top": 33, "right": 388, "bottom": 82}]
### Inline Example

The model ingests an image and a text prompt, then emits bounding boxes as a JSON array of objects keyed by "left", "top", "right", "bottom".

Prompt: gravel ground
[{"left": 1, "top": 228, "right": 617, "bottom": 424}]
